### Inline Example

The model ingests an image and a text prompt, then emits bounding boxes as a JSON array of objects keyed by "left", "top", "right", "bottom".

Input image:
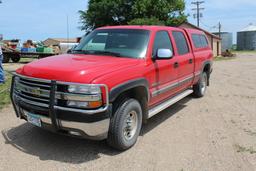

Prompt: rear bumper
[{"left": 10, "top": 75, "right": 112, "bottom": 140}]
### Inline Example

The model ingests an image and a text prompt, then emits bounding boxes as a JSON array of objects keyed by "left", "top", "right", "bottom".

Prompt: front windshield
[{"left": 73, "top": 29, "right": 150, "bottom": 59}]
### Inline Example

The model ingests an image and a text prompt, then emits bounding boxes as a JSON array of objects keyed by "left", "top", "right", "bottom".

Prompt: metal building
[
  {"left": 237, "top": 24, "right": 256, "bottom": 50},
  {"left": 212, "top": 32, "right": 233, "bottom": 52}
]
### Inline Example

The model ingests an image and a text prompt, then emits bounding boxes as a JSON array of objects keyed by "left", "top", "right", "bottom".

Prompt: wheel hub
[
  {"left": 200, "top": 74, "right": 207, "bottom": 94},
  {"left": 123, "top": 110, "right": 138, "bottom": 140}
]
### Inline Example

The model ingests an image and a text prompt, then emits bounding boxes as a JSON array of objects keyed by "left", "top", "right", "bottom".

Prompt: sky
[
  {"left": 0, "top": 0, "right": 256, "bottom": 43},
  {"left": 0, "top": 0, "right": 87, "bottom": 42},
  {"left": 185, "top": 0, "right": 256, "bottom": 42}
]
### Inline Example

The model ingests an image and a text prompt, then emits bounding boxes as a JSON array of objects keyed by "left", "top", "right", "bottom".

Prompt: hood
[{"left": 17, "top": 54, "right": 142, "bottom": 83}]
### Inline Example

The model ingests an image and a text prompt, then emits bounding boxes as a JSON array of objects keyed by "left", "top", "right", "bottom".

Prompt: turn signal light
[{"left": 88, "top": 101, "right": 102, "bottom": 108}]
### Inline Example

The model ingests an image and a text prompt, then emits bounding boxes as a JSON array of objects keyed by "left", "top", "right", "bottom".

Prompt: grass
[
  {"left": 19, "top": 57, "right": 37, "bottom": 63},
  {"left": 0, "top": 57, "right": 35, "bottom": 110},
  {"left": 214, "top": 56, "right": 236, "bottom": 61},
  {"left": 243, "top": 129, "right": 256, "bottom": 136},
  {"left": 232, "top": 50, "right": 256, "bottom": 54},
  {"left": 0, "top": 72, "right": 12, "bottom": 110},
  {"left": 234, "top": 144, "right": 256, "bottom": 154}
]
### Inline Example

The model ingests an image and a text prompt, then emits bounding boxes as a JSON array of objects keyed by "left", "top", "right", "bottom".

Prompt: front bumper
[{"left": 10, "top": 74, "right": 112, "bottom": 140}]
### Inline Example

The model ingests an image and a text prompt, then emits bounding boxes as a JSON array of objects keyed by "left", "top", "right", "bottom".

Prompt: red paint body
[{"left": 16, "top": 26, "right": 213, "bottom": 108}]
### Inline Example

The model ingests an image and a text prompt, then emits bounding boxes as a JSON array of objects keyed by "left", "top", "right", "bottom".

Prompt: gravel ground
[{"left": 0, "top": 54, "right": 256, "bottom": 171}]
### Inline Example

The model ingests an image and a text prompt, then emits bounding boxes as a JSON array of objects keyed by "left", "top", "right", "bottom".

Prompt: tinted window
[
  {"left": 192, "top": 34, "right": 201, "bottom": 48},
  {"left": 200, "top": 35, "right": 208, "bottom": 47},
  {"left": 192, "top": 34, "right": 209, "bottom": 48},
  {"left": 75, "top": 29, "right": 150, "bottom": 58},
  {"left": 92, "top": 34, "right": 107, "bottom": 43},
  {"left": 153, "top": 31, "right": 173, "bottom": 57},
  {"left": 172, "top": 31, "right": 189, "bottom": 55}
]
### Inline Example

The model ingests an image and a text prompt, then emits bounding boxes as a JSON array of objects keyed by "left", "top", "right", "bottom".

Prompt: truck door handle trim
[
  {"left": 174, "top": 62, "right": 179, "bottom": 68},
  {"left": 189, "top": 59, "right": 193, "bottom": 64}
]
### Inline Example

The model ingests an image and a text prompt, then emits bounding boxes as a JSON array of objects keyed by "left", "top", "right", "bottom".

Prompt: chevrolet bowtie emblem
[{"left": 32, "top": 88, "right": 41, "bottom": 96}]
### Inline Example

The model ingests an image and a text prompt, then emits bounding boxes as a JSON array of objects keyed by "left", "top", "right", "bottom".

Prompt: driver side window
[{"left": 153, "top": 31, "right": 173, "bottom": 57}]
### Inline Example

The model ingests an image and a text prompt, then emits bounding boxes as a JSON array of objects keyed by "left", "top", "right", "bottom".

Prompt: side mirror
[{"left": 155, "top": 49, "right": 173, "bottom": 60}]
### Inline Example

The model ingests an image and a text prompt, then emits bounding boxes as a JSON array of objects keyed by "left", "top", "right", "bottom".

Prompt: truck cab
[{"left": 10, "top": 26, "right": 213, "bottom": 150}]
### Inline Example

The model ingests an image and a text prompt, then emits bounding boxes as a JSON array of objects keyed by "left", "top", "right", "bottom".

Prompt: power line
[
  {"left": 199, "top": 19, "right": 221, "bottom": 32},
  {"left": 191, "top": 1, "right": 205, "bottom": 27},
  {"left": 199, "top": 19, "right": 212, "bottom": 29}
]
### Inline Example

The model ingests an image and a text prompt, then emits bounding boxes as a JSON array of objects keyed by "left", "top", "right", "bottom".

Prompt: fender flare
[
  {"left": 201, "top": 60, "right": 213, "bottom": 86},
  {"left": 109, "top": 78, "right": 150, "bottom": 103},
  {"left": 202, "top": 60, "right": 213, "bottom": 73}
]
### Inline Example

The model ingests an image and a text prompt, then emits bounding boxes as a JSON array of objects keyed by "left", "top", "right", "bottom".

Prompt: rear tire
[
  {"left": 11, "top": 55, "right": 21, "bottom": 63},
  {"left": 193, "top": 72, "right": 208, "bottom": 98},
  {"left": 107, "top": 98, "right": 142, "bottom": 151}
]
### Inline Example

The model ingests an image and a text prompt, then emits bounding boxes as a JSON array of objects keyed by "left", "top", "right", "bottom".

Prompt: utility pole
[
  {"left": 218, "top": 22, "right": 221, "bottom": 38},
  {"left": 191, "top": 1, "right": 205, "bottom": 27},
  {"left": 66, "top": 15, "right": 70, "bottom": 50}
]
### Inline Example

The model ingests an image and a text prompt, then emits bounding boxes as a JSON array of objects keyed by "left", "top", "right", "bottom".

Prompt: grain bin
[
  {"left": 212, "top": 32, "right": 233, "bottom": 51},
  {"left": 237, "top": 24, "right": 256, "bottom": 50}
]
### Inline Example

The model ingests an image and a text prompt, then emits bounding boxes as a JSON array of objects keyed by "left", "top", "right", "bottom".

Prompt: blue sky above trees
[{"left": 0, "top": 0, "right": 255, "bottom": 43}]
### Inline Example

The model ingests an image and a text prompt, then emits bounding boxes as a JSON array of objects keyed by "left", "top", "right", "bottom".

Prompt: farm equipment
[
  {"left": 221, "top": 49, "right": 236, "bottom": 57},
  {"left": 2, "top": 45, "right": 58, "bottom": 63}
]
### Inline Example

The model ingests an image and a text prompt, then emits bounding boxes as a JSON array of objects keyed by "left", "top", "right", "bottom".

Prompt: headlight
[
  {"left": 68, "top": 85, "right": 101, "bottom": 94},
  {"left": 66, "top": 84, "right": 103, "bottom": 109}
]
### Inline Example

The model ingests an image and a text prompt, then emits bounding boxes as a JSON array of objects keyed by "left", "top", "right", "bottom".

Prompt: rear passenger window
[
  {"left": 172, "top": 31, "right": 189, "bottom": 55},
  {"left": 200, "top": 35, "right": 208, "bottom": 47},
  {"left": 153, "top": 31, "right": 173, "bottom": 57},
  {"left": 192, "top": 34, "right": 209, "bottom": 48}
]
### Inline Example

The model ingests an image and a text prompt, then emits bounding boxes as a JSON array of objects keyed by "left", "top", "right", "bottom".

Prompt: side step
[{"left": 148, "top": 89, "right": 193, "bottom": 118}]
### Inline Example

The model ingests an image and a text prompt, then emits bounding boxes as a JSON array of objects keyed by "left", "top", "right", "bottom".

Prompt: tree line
[{"left": 79, "top": 0, "right": 187, "bottom": 31}]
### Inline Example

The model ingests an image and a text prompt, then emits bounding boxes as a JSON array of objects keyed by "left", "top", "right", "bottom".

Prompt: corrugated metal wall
[
  {"left": 213, "top": 32, "right": 233, "bottom": 52},
  {"left": 237, "top": 31, "right": 256, "bottom": 50}
]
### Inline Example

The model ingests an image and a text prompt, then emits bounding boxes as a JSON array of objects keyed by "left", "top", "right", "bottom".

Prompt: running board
[{"left": 148, "top": 89, "right": 193, "bottom": 118}]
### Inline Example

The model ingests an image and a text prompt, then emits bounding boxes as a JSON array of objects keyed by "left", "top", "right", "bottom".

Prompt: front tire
[
  {"left": 193, "top": 72, "right": 208, "bottom": 97},
  {"left": 2, "top": 54, "right": 10, "bottom": 63},
  {"left": 107, "top": 98, "right": 142, "bottom": 151}
]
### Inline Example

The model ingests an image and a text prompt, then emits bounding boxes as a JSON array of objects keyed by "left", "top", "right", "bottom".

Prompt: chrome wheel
[
  {"left": 123, "top": 110, "right": 138, "bottom": 141},
  {"left": 200, "top": 74, "right": 207, "bottom": 95}
]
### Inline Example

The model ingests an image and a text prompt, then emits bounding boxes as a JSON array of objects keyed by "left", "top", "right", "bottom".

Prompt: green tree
[{"left": 79, "top": 0, "right": 187, "bottom": 31}]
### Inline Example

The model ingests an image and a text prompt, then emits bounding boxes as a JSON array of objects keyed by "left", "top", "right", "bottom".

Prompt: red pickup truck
[{"left": 10, "top": 26, "right": 213, "bottom": 150}]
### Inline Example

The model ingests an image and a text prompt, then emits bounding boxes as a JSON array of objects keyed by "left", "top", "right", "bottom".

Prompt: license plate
[{"left": 27, "top": 113, "right": 42, "bottom": 127}]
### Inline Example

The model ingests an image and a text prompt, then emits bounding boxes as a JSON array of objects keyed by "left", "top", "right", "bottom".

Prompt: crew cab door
[
  {"left": 149, "top": 30, "right": 179, "bottom": 106},
  {"left": 171, "top": 30, "right": 194, "bottom": 90}
]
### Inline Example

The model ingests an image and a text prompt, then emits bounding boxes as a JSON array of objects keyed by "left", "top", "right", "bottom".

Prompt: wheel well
[
  {"left": 203, "top": 64, "right": 211, "bottom": 85},
  {"left": 112, "top": 86, "right": 148, "bottom": 123}
]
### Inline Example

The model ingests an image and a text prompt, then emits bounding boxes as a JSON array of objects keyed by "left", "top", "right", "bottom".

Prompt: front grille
[
  {"left": 14, "top": 76, "right": 52, "bottom": 108},
  {"left": 12, "top": 74, "right": 108, "bottom": 116}
]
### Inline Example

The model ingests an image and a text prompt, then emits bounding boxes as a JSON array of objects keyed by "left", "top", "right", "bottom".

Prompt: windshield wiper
[
  {"left": 70, "top": 49, "right": 89, "bottom": 54},
  {"left": 71, "top": 50, "right": 122, "bottom": 57},
  {"left": 92, "top": 50, "right": 122, "bottom": 57}
]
